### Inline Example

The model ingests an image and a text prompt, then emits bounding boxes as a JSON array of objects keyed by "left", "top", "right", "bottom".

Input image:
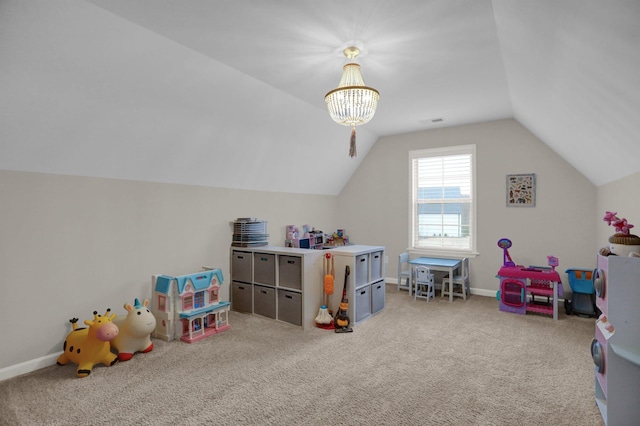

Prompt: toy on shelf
[
  {"left": 56, "top": 309, "right": 120, "bottom": 378},
  {"left": 151, "top": 268, "right": 230, "bottom": 343},
  {"left": 325, "top": 229, "right": 349, "bottom": 247},
  {"left": 112, "top": 298, "right": 157, "bottom": 361},
  {"left": 285, "top": 224, "right": 324, "bottom": 249},
  {"left": 601, "top": 211, "right": 640, "bottom": 257}
]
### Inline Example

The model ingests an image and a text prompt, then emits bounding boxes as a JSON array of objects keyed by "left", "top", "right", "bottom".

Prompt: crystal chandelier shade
[
  {"left": 325, "top": 62, "right": 380, "bottom": 126},
  {"left": 324, "top": 46, "right": 379, "bottom": 158},
  {"left": 324, "top": 63, "right": 380, "bottom": 126}
]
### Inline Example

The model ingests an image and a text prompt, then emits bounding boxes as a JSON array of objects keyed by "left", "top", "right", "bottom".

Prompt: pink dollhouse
[{"left": 151, "top": 268, "right": 230, "bottom": 343}]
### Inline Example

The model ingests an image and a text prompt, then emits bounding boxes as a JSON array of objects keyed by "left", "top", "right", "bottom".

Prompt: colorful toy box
[{"left": 564, "top": 268, "right": 597, "bottom": 317}]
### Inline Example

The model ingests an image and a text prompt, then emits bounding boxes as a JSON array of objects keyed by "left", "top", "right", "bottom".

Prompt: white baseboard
[
  {"left": 472, "top": 288, "right": 499, "bottom": 298},
  {"left": 386, "top": 277, "right": 496, "bottom": 298},
  {"left": 0, "top": 352, "right": 61, "bottom": 382}
]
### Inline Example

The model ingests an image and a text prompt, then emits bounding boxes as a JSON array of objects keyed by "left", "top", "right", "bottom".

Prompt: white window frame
[{"left": 408, "top": 144, "right": 477, "bottom": 258}]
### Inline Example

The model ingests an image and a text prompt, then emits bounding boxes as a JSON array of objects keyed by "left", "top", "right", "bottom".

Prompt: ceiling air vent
[{"left": 419, "top": 118, "right": 444, "bottom": 125}]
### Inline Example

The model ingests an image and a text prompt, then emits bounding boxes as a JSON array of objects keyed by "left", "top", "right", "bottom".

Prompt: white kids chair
[
  {"left": 414, "top": 265, "right": 435, "bottom": 302},
  {"left": 398, "top": 253, "right": 412, "bottom": 295},
  {"left": 442, "top": 257, "right": 470, "bottom": 300}
]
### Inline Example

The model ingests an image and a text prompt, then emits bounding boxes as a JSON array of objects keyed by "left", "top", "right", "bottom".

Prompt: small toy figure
[
  {"left": 57, "top": 309, "right": 119, "bottom": 378},
  {"left": 111, "top": 298, "right": 156, "bottom": 361}
]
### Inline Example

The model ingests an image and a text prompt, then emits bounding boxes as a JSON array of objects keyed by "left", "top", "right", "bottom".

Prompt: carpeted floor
[{"left": 0, "top": 285, "right": 604, "bottom": 425}]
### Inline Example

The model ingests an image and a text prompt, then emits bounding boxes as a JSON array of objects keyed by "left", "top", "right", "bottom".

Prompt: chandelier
[{"left": 325, "top": 46, "right": 380, "bottom": 158}]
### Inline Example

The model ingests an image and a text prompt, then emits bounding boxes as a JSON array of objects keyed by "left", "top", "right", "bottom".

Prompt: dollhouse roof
[{"left": 154, "top": 269, "right": 224, "bottom": 296}]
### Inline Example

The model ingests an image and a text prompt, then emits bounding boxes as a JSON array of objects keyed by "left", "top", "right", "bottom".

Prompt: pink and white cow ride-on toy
[{"left": 111, "top": 298, "right": 156, "bottom": 361}]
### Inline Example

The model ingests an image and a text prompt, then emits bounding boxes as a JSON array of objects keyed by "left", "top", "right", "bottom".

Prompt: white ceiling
[{"left": 1, "top": 0, "right": 639, "bottom": 195}]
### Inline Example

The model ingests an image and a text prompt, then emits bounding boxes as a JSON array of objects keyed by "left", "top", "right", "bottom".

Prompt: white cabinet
[
  {"left": 230, "top": 246, "right": 323, "bottom": 330},
  {"left": 328, "top": 245, "right": 386, "bottom": 325},
  {"left": 592, "top": 255, "right": 640, "bottom": 425}
]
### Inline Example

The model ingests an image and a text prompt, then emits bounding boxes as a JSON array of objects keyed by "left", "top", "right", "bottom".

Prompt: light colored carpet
[{"left": 0, "top": 286, "right": 604, "bottom": 426}]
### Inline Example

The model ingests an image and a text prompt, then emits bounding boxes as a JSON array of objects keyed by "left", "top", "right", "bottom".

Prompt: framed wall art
[{"left": 506, "top": 173, "right": 536, "bottom": 207}]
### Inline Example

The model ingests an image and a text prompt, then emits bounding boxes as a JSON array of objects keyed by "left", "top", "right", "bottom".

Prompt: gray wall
[
  {"left": 0, "top": 171, "right": 338, "bottom": 373},
  {"left": 337, "top": 119, "right": 598, "bottom": 295},
  {"left": 2, "top": 118, "right": 638, "bottom": 377}
]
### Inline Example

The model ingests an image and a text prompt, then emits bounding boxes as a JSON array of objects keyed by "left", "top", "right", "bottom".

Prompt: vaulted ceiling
[{"left": 1, "top": 1, "right": 639, "bottom": 195}]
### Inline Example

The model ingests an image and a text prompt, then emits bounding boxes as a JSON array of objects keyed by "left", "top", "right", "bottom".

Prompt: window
[
  {"left": 182, "top": 295, "right": 193, "bottom": 311},
  {"left": 409, "top": 144, "right": 476, "bottom": 256},
  {"left": 210, "top": 288, "right": 219, "bottom": 304},
  {"left": 157, "top": 295, "right": 166, "bottom": 312}
]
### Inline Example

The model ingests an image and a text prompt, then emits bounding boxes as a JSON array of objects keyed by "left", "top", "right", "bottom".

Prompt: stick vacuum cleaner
[{"left": 334, "top": 265, "right": 353, "bottom": 333}]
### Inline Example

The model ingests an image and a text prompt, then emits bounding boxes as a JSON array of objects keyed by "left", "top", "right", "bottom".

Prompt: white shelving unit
[
  {"left": 592, "top": 254, "right": 640, "bottom": 425},
  {"left": 230, "top": 246, "right": 324, "bottom": 330},
  {"left": 327, "top": 245, "right": 386, "bottom": 325}
]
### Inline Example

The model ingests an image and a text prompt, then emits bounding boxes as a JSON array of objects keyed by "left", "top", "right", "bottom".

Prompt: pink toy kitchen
[{"left": 496, "top": 238, "right": 563, "bottom": 320}]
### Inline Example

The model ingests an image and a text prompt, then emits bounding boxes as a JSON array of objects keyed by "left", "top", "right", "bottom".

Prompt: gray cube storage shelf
[
  {"left": 355, "top": 284, "right": 371, "bottom": 322},
  {"left": 371, "top": 280, "right": 385, "bottom": 314},
  {"left": 328, "top": 245, "right": 386, "bottom": 325},
  {"left": 370, "top": 251, "right": 383, "bottom": 280},
  {"left": 277, "top": 289, "right": 302, "bottom": 326},
  {"left": 231, "top": 245, "right": 385, "bottom": 329},
  {"left": 231, "top": 251, "right": 252, "bottom": 283},
  {"left": 279, "top": 255, "right": 302, "bottom": 290},
  {"left": 253, "top": 253, "right": 276, "bottom": 286},
  {"left": 231, "top": 282, "right": 252, "bottom": 313},
  {"left": 230, "top": 246, "right": 324, "bottom": 329},
  {"left": 253, "top": 285, "right": 276, "bottom": 319}
]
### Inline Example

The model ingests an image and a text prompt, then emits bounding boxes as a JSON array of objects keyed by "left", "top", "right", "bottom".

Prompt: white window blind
[{"left": 409, "top": 145, "right": 476, "bottom": 255}]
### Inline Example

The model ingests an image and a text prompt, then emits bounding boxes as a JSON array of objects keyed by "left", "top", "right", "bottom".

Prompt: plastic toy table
[
  {"left": 409, "top": 257, "right": 462, "bottom": 302},
  {"left": 497, "top": 266, "right": 563, "bottom": 320}
]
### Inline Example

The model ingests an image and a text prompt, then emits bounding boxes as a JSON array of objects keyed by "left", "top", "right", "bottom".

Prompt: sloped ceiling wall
[
  {"left": 493, "top": 1, "right": 640, "bottom": 186},
  {"left": 0, "top": 0, "right": 373, "bottom": 195},
  {"left": 1, "top": 0, "right": 639, "bottom": 195}
]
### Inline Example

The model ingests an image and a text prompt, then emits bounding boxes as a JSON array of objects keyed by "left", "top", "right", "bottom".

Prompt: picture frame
[{"left": 506, "top": 173, "right": 536, "bottom": 207}]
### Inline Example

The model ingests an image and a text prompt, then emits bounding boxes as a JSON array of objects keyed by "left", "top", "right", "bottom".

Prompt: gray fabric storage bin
[
  {"left": 371, "top": 280, "right": 385, "bottom": 314},
  {"left": 253, "top": 253, "right": 276, "bottom": 286},
  {"left": 370, "top": 251, "right": 383, "bottom": 281},
  {"left": 355, "top": 254, "right": 369, "bottom": 287},
  {"left": 355, "top": 285, "right": 371, "bottom": 322},
  {"left": 279, "top": 255, "right": 302, "bottom": 290},
  {"left": 277, "top": 289, "right": 302, "bottom": 326},
  {"left": 231, "top": 281, "right": 253, "bottom": 313},
  {"left": 232, "top": 250, "right": 252, "bottom": 283},
  {"left": 253, "top": 285, "right": 276, "bottom": 319}
]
